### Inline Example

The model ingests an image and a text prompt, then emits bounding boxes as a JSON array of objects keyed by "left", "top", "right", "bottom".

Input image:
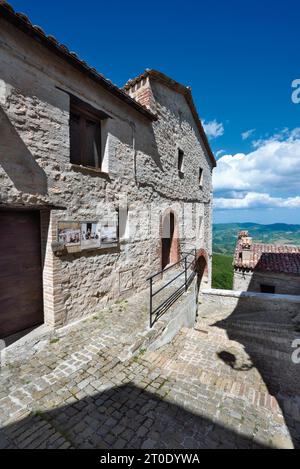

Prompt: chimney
[
  {"left": 238, "top": 231, "right": 253, "bottom": 265},
  {"left": 124, "top": 73, "right": 157, "bottom": 115}
]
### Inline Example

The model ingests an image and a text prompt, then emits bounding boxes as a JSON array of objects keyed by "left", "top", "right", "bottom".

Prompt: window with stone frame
[
  {"left": 70, "top": 98, "right": 103, "bottom": 169},
  {"left": 178, "top": 149, "right": 184, "bottom": 176},
  {"left": 199, "top": 167, "right": 204, "bottom": 187},
  {"left": 198, "top": 215, "right": 203, "bottom": 238}
]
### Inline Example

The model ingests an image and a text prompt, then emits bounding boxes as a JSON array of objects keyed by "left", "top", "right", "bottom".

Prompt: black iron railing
[{"left": 147, "top": 249, "right": 197, "bottom": 328}]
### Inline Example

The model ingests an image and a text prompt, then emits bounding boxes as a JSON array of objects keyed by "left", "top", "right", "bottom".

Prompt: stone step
[
  {"left": 191, "top": 331, "right": 293, "bottom": 366},
  {"left": 198, "top": 309, "right": 295, "bottom": 331},
  {"left": 197, "top": 320, "right": 294, "bottom": 339},
  {"left": 210, "top": 324, "right": 295, "bottom": 349},
  {"left": 196, "top": 312, "right": 295, "bottom": 345},
  {"left": 228, "top": 326, "right": 293, "bottom": 343},
  {"left": 195, "top": 325, "right": 294, "bottom": 361},
  {"left": 196, "top": 318, "right": 295, "bottom": 345},
  {"left": 221, "top": 316, "right": 294, "bottom": 329},
  {"left": 190, "top": 323, "right": 295, "bottom": 369},
  {"left": 218, "top": 321, "right": 294, "bottom": 335},
  {"left": 167, "top": 328, "right": 299, "bottom": 396}
]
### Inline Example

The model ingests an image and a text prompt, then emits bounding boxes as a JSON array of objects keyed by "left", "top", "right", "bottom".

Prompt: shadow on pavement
[
  {"left": 1, "top": 383, "right": 270, "bottom": 449},
  {"left": 214, "top": 270, "right": 300, "bottom": 449}
]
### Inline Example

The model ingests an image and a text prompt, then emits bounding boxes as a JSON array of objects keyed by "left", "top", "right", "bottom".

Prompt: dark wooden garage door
[{"left": 0, "top": 210, "right": 43, "bottom": 338}]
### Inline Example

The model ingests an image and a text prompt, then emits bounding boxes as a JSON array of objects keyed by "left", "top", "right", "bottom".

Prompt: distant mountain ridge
[{"left": 213, "top": 222, "right": 300, "bottom": 256}]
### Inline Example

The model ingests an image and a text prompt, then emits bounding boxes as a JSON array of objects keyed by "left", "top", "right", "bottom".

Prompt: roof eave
[{"left": 0, "top": 2, "right": 157, "bottom": 121}]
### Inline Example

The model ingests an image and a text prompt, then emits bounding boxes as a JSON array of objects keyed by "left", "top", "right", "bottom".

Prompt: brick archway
[
  {"left": 195, "top": 248, "right": 209, "bottom": 290},
  {"left": 161, "top": 209, "right": 180, "bottom": 270}
]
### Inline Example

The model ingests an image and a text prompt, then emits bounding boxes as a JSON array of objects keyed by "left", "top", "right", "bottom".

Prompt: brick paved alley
[{"left": 0, "top": 294, "right": 299, "bottom": 450}]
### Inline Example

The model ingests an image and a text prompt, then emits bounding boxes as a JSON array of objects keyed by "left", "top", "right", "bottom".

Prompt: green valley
[
  {"left": 213, "top": 222, "right": 300, "bottom": 257},
  {"left": 211, "top": 222, "right": 300, "bottom": 290}
]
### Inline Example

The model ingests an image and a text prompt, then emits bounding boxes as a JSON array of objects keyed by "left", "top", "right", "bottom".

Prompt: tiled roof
[
  {"left": 234, "top": 241, "right": 300, "bottom": 276},
  {"left": 124, "top": 69, "right": 216, "bottom": 168},
  {"left": 0, "top": 1, "right": 156, "bottom": 121}
]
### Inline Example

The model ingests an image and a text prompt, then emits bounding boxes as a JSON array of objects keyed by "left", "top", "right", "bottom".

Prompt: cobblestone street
[{"left": 0, "top": 294, "right": 299, "bottom": 449}]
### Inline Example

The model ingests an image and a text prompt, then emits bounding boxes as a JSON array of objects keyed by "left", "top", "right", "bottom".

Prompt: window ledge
[
  {"left": 70, "top": 164, "right": 109, "bottom": 177},
  {"left": 119, "top": 237, "right": 132, "bottom": 245}
]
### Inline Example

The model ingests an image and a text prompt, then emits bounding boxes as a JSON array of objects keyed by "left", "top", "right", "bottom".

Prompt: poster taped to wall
[
  {"left": 101, "top": 220, "right": 118, "bottom": 247},
  {"left": 57, "top": 219, "right": 119, "bottom": 251},
  {"left": 58, "top": 222, "right": 81, "bottom": 247},
  {"left": 81, "top": 222, "right": 101, "bottom": 250}
]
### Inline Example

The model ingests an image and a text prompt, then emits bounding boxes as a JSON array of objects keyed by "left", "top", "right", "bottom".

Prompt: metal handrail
[
  {"left": 148, "top": 248, "right": 197, "bottom": 328},
  {"left": 152, "top": 269, "right": 186, "bottom": 297},
  {"left": 146, "top": 249, "right": 196, "bottom": 281}
]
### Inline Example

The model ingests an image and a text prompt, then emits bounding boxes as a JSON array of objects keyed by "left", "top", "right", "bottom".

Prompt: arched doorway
[
  {"left": 161, "top": 210, "right": 179, "bottom": 270},
  {"left": 195, "top": 249, "right": 209, "bottom": 292}
]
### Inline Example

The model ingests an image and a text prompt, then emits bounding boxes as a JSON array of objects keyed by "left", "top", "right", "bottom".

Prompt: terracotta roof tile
[{"left": 234, "top": 240, "right": 300, "bottom": 276}]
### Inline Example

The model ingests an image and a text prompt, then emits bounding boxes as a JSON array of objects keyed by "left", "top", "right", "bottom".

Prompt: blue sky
[{"left": 8, "top": 0, "right": 300, "bottom": 225}]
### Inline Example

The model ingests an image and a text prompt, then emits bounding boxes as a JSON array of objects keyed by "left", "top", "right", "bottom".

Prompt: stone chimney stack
[
  {"left": 124, "top": 72, "right": 157, "bottom": 115},
  {"left": 238, "top": 231, "right": 253, "bottom": 264}
]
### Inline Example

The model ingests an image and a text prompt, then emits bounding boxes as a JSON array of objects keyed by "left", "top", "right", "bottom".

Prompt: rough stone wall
[
  {"left": 0, "top": 18, "right": 214, "bottom": 326},
  {"left": 135, "top": 79, "right": 214, "bottom": 282},
  {"left": 233, "top": 269, "right": 300, "bottom": 296}
]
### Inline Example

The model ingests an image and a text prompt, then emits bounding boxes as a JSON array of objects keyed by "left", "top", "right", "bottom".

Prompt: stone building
[
  {"left": 0, "top": 1, "right": 216, "bottom": 339},
  {"left": 233, "top": 231, "right": 300, "bottom": 295}
]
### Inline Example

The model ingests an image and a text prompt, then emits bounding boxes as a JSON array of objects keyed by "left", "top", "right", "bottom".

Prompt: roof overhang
[{"left": 0, "top": 1, "right": 157, "bottom": 121}]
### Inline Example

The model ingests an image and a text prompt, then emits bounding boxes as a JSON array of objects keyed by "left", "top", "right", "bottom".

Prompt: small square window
[
  {"left": 260, "top": 284, "right": 275, "bottom": 294},
  {"left": 178, "top": 149, "right": 184, "bottom": 176},
  {"left": 199, "top": 168, "right": 204, "bottom": 187}
]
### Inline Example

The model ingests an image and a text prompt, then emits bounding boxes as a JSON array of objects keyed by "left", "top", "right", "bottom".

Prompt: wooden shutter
[
  {"left": 70, "top": 113, "right": 81, "bottom": 165},
  {"left": 85, "top": 119, "right": 101, "bottom": 168}
]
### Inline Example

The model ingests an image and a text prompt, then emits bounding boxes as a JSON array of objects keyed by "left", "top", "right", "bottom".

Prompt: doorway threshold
[{"left": 1, "top": 324, "right": 52, "bottom": 350}]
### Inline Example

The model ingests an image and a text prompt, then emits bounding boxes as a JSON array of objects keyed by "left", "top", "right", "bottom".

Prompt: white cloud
[
  {"left": 214, "top": 192, "right": 300, "bottom": 210},
  {"left": 252, "top": 127, "right": 300, "bottom": 149},
  {"left": 203, "top": 119, "right": 224, "bottom": 139},
  {"left": 216, "top": 149, "right": 226, "bottom": 158},
  {"left": 213, "top": 128, "right": 300, "bottom": 210},
  {"left": 241, "top": 128, "right": 256, "bottom": 140}
]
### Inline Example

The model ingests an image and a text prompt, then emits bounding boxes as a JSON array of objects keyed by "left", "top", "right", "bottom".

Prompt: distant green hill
[
  {"left": 212, "top": 223, "right": 300, "bottom": 289},
  {"left": 213, "top": 222, "right": 300, "bottom": 257},
  {"left": 212, "top": 254, "right": 233, "bottom": 290}
]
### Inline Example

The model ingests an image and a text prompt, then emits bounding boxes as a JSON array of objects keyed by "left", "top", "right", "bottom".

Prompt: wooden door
[{"left": 0, "top": 210, "right": 43, "bottom": 338}]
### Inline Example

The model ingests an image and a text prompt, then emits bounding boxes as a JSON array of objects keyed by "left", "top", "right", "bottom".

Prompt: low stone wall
[{"left": 200, "top": 289, "right": 300, "bottom": 329}]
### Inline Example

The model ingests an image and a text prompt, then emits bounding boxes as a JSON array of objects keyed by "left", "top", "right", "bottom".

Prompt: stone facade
[
  {"left": 0, "top": 5, "right": 215, "bottom": 332},
  {"left": 233, "top": 269, "right": 300, "bottom": 296}
]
